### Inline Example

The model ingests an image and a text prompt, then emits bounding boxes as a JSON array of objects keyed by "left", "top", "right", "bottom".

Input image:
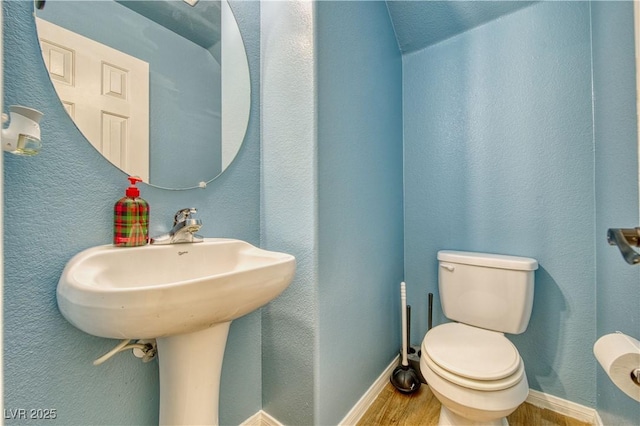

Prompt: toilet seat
[
  {"left": 423, "top": 323, "right": 524, "bottom": 391},
  {"left": 422, "top": 349, "right": 525, "bottom": 391},
  {"left": 421, "top": 355, "right": 530, "bottom": 418}
]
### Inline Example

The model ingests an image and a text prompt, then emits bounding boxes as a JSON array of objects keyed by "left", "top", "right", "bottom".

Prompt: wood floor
[{"left": 357, "top": 383, "right": 592, "bottom": 426}]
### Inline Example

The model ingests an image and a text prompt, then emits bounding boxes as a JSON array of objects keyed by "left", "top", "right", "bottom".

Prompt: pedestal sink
[{"left": 57, "top": 238, "right": 295, "bottom": 425}]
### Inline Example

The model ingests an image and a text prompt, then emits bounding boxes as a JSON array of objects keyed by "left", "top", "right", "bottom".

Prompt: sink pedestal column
[{"left": 156, "top": 322, "right": 231, "bottom": 426}]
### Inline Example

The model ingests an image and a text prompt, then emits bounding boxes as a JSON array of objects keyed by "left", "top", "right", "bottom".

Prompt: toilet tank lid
[{"left": 438, "top": 250, "right": 538, "bottom": 271}]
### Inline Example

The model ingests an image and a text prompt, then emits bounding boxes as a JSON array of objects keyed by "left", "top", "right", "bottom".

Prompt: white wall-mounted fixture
[
  {"left": 57, "top": 238, "right": 295, "bottom": 425},
  {"left": 2, "top": 105, "right": 43, "bottom": 156}
]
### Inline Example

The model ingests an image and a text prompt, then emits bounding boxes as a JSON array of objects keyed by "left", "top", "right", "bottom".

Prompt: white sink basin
[
  {"left": 57, "top": 238, "right": 295, "bottom": 339},
  {"left": 58, "top": 238, "right": 295, "bottom": 425}
]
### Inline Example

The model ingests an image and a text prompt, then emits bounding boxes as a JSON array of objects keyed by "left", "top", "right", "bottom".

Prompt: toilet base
[{"left": 439, "top": 405, "right": 508, "bottom": 426}]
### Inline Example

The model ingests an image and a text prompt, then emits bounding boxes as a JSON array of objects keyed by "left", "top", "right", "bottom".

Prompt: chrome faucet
[{"left": 151, "top": 208, "right": 203, "bottom": 245}]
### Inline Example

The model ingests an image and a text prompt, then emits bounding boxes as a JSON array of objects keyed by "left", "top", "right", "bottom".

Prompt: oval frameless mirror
[{"left": 35, "top": 0, "right": 250, "bottom": 190}]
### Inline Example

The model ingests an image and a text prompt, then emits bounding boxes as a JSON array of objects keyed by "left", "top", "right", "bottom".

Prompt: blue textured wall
[
  {"left": 386, "top": 0, "right": 535, "bottom": 54},
  {"left": 261, "top": 2, "right": 403, "bottom": 424},
  {"left": 403, "top": 1, "right": 597, "bottom": 407},
  {"left": 592, "top": 2, "right": 640, "bottom": 425},
  {"left": 316, "top": 2, "right": 403, "bottom": 424},
  {"left": 3, "top": 1, "right": 261, "bottom": 424},
  {"left": 260, "top": 2, "right": 317, "bottom": 424}
]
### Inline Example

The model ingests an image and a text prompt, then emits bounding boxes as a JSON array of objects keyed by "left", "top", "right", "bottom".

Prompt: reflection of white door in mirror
[
  {"left": 36, "top": 17, "right": 150, "bottom": 182},
  {"left": 34, "top": 0, "right": 250, "bottom": 190}
]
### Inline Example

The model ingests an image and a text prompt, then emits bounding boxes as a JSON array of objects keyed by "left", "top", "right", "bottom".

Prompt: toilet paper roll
[{"left": 593, "top": 333, "right": 640, "bottom": 402}]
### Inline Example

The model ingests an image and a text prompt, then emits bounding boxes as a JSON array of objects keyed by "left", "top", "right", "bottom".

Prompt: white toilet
[{"left": 420, "top": 250, "right": 538, "bottom": 426}]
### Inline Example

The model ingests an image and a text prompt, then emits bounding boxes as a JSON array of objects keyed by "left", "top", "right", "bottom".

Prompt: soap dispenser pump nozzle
[{"left": 126, "top": 176, "right": 142, "bottom": 198}]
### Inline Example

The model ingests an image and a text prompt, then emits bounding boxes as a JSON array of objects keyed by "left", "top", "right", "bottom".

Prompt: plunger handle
[
  {"left": 407, "top": 305, "right": 412, "bottom": 354},
  {"left": 428, "top": 292, "right": 433, "bottom": 331},
  {"left": 401, "top": 282, "right": 408, "bottom": 367}
]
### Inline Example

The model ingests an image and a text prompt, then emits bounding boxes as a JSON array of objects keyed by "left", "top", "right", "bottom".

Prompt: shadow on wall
[{"left": 511, "top": 266, "right": 566, "bottom": 396}]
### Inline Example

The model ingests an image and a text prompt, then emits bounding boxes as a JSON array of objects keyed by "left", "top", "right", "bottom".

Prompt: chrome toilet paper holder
[{"left": 607, "top": 227, "right": 640, "bottom": 265}]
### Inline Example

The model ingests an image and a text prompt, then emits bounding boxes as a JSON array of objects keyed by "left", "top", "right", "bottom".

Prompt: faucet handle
[{"left": 173, "top": 208, "right": 197, "bottom": 225}]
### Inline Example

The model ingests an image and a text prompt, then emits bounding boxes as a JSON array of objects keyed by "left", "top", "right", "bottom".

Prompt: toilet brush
[{"left": 390, "top": 282, "right": 421, "bottom": 394}]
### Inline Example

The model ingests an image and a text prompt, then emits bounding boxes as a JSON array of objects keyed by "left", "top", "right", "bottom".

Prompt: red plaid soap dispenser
[{"left": 114, "top": 176, "right": 149, "bottom": 247}]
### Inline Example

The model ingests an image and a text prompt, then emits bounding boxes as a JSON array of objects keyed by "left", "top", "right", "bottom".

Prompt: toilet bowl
[
  {"left": 422, "top": 250, "right": 538, "bottom": 426},
  {"left": 420, "top": 323, "right": 529, "bottom": 425}
]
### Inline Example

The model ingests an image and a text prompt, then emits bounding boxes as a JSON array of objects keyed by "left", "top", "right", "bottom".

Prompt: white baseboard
[
  {"left": 239, "top": 410, "right": 282, "bottom": 426},
  {"left": 526, "top": 389, "right": 600, "bottom": 425},
  {"left": 338, "top": 355, "right": 401, "bottom": 425},
  {"left": 238, "top": 356, "right": 399, "bottom": 426},
  {"left": 242, "top": 358, "right": 602, "bottom": 426},
  {"left": 593, "top": 411, "right": 604, "bottom": 426},
  {"left": 238, "top": 411, "right": 262, "bottom": 426}
]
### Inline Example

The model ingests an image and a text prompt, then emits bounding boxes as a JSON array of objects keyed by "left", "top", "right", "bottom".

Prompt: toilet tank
[{"left": 438, "top": 250, "right": 538, "bottom": 334}]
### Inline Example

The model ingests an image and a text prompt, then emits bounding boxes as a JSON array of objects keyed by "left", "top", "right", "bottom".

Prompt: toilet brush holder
[{"left": 407, "top": 345, "right": 426, "bottom": 384}]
